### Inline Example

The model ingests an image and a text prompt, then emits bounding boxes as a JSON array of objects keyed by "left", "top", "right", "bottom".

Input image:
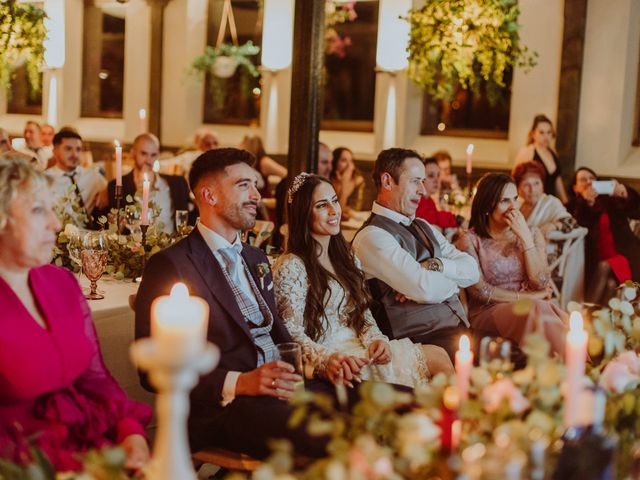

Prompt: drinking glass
[
  {"left": 276, "top": 343, "right": 304, "bottom": 391},
  {"left": 82, "top": 232, "right": 108, "bottom": 300},
  {"left": 175, "top": 209, "right": 189, "bottom": 235},
  {"left": 67, "top": 231, "right": 83, "bottom": 269},
  {"left": 124, "top": 205, "right": 141, "bottom": 237},
  {"left": 480, "top": 336, "right": 512, "bottom": 372}
]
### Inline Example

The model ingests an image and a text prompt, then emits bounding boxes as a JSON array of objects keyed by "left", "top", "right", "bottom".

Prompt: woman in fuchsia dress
[{"left": 0, "top": 157, "right": 151, "bottom": 471}]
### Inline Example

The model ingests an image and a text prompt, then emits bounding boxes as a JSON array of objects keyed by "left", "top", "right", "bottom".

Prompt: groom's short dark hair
[{"left": 188, "top": 147, "right": 256, "bottom": 194}]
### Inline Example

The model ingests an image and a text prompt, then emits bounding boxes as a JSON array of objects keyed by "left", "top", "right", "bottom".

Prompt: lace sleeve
[
  {"left": 454, "top": 231, "right": 496, "bottom": 304},
  {"left": 70, "top": 273, "right": 152, "bottom": 443},
  {"left": 273, "top": 254, "right": 335, "bottom": 378}
]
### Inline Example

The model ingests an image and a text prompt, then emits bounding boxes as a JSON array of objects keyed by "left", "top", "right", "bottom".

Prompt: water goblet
[
  {"left": 175, "top": 209, "right": 189, "bottom": 235},
  {"left": 82, "top": 232, "right": 108, "bottom": 300},
  {"left": 479, "top": 336, "right": 512, "bottom": 373}
]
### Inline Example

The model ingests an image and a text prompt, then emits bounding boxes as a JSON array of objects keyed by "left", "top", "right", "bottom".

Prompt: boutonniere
[{"left": 256, "top": 262, "right": 270, "bottom": 289}]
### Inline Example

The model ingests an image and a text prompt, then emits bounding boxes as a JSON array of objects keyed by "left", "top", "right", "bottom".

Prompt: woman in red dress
[{"left": 0, "top": 156, "right": 151, "bottom": 471}]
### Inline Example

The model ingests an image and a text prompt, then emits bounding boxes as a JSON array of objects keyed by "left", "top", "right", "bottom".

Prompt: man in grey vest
[{"left": 352, "top": 148, "right": 479, "bottom": 361}]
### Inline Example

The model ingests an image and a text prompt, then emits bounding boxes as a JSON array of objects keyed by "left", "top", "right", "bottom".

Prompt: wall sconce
[
  {"left": 43, "top": 0, "right": 65, "bottom": 69},
  {"left": 261, "top": 0, "right": 294, "bottom": 72},
  {"left": 375, "top": 0, "right": 412, "bottom": 73}
]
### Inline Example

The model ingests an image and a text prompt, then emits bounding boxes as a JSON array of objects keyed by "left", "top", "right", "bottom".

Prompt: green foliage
[
  {"left": 407, "top": 0, "right": 537, "bottom": 105},
  {"left": 0, "top": 0, "right": 47, "bottom": 94},
  {"left": 190, "top": 41, "right": 261, "bottom": 79}
]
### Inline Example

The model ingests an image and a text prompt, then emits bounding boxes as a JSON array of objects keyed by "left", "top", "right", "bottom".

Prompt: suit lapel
[{"left": 186, "top": 230, "right": 254, "bottom": 340}]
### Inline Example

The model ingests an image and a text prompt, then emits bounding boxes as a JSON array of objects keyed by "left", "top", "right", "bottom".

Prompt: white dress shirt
[
  {"left": 196, "top": 222, "right": 255, "bottom": 406},
  {"left": 152, "top": 175, "right": 175, "bottom": 234},
  {"left": 352, "top": 202, "right": 479, "bottom": 304},
  {"left": 47, "top": 165, "right": 107, "bottom": 216}
]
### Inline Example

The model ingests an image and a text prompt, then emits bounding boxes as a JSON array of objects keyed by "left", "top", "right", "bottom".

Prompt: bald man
[{"left": 101, "top": 134, "right": 194, "bottom": 233}]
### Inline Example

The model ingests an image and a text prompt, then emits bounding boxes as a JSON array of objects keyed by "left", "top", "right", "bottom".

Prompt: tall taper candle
[
  {"left": 114, "top": 140, "right": 122, "bottom": 187},
  {"left": 564, "top": 311, "right": 587, "bottom": 427},
  {"left": 455, "top": 334, "right": 473, "bottom": 401},
  {"left": 465, "top": 144, "right": 474, "bottom": 175}
]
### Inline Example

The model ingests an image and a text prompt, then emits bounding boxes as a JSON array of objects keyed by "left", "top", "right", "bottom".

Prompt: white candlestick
[
  {"left": 455, "top": 334, "right": 473, "bottom": 401},
  {"left": 465, "top": 144, "right": 474, "bottom": 175},
  {"left": 114, "top": 140, "right": 122, "bottom": 187},
  {"left": 139, "top": 108, "right": 147, "bottom": 134},
  {"left": 141, "top": 173, "right": 150, "bottom": 226},
  {"left": 151, "top": 283, "right": 209, "bottom": 363},
  {"left": 564, "top": 311, "right": 587, "bottom": 428}
]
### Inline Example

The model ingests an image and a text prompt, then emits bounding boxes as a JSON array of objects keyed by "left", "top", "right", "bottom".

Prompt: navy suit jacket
[{"left": 134, "top": 228, "right": 292, "bottom": 418}]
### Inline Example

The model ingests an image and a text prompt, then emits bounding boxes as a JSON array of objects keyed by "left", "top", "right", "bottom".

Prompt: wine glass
[
  {"left": 82, "top": 232, "right": 108, "bottom": 300},
  {"left": 175, "top": 209, "right": 189, "bottom": 236},
  {"left": 124, "top": 205, "right": 141, "bottom": 235},
  {"left": 479, "top": 336, "right": 512, "bottom": 373}
]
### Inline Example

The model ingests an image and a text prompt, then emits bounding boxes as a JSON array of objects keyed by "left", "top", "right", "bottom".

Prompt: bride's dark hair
[{"left": 286, "top": 174, "right": 370, "bottom": 342}]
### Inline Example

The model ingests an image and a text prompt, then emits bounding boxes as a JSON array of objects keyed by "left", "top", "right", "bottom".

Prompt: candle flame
[
  {"left": 114, "top": 139, "right": 121, "bottom": 148},
  {"left": 443, "top": 385, "right": 460, "bottom": 410},
  {"left": 139, "top": 108, "right": 146, "bottom": 119},
  {"left": 170, "top": 282, "right": 189, "bottom": 300},
  {"left": 466, "top": 144, "right": 474, "bottom": 155},
  {"left": 569, "top": 311, "right": 583, "bottom": 332},
  {"left": 459, "top": 334, "right": 470, "bottom": 352},
  {"left": 152, "top": 160, "right": 160, "bottom": 173}
]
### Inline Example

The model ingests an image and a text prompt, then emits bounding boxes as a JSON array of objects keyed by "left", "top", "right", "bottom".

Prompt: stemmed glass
[
  {"left": 479, "top": 336, "right": 512, "bottom": 374},
  {"left": 82, "top": 232, "right": 108, "bottom": 300},
  {"left": 124, "top": 205, "right": 142, "bottom": 240}
]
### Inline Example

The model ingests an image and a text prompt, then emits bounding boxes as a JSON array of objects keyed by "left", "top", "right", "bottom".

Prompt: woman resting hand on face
[
  {"left": 455, "top": 173, "right": 567, "bottom": 356},
  {"left": 273, "top": 173, "right": 453, "bottom": 388},
  {"left": 0, "top": 157, "right": 151, "bottom": 471}
]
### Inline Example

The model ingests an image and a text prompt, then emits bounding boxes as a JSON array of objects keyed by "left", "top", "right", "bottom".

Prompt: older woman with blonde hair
[{"left": 0, "top": 158, "right": 151, "bottom": 471}]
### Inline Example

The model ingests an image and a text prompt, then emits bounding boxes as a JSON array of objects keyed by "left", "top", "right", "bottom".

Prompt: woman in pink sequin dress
[
  {"left": 0, "top": 157, "right": 151, "bottom": 471},
  {"left": 455, "top": 173, "right": 567, "bottom": 356}
]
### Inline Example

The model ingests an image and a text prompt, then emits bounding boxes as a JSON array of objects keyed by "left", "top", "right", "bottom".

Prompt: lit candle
[
  {"left": 141, "top": 173, "right": 150, "bottom": 225},
  {"left": 114, "top": 140, "right": 122, "bottom": 187},
  {"left": 564, "top": 311, "right": 588, "bottom": 427},
  {"left": 151, "top": 283, "right": 209, "bottom": 363},
  {"left": 455, "top": 334, "right": 473, "bottom": 401},
  {"left": 139, "top": 108, "right": 147, "bottom": 134},
  {"left": 465, "top": 143, "right": 474, "bottom": 175}
]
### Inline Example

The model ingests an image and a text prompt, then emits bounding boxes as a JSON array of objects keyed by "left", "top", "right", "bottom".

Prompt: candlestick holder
[
  {"left": 114, "top": 185, "right": 123, "bottom": 234},
  {"left": 140, "top": 223, "right": 149, "bottom": 276},
  {"left": 131, "top": 339, "right": 219, "bottom": 480},
  {"left": 466, "top": 173, "right": 473, "bottom": 199}
]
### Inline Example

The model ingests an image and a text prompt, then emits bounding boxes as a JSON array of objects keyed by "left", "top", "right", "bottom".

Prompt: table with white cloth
[{"left": 77, "top": 275, "right": 154, "bottom": 406}]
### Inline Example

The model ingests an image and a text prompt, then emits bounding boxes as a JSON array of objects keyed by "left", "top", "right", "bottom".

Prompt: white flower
[
  {"left": 482, "top": 379, "right": 530, "bottom": 414},
  {"left": 615, "top": 351, "right": 640, "bottom": 375},
  {"left": 623, "top": 287, "right": 637, "bottom": 301},
  {"left": 620, "top": 301, "right": 635, "bottom": 316},
  {"left": 608, "top": 297, "right": 621, "bottom": 311},
  {"left": 599, "top": 352, "right": 640, "bottom": 394}
]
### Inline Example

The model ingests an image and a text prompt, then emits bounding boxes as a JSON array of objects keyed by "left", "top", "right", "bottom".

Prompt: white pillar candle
[
  {"left": 141, "top": 173, "right": 150, "bottom": 225},
  {"left": 564, "top": 311, "right": 587, "bottom": 427},
  {"left": 465, "top": 144, "right": 474, "bottom": 175},
  {"left": 139, "top": 108, "right": 147, "bottom": 134},
  {"left": 455, "top": 334, "right": 473, "bottom": 401},
  {"left": 114, "top": 140, "right": 122, "bottom": 187},
  {"left": 151, "top": 283, "right": 209, "bottom": 363}
]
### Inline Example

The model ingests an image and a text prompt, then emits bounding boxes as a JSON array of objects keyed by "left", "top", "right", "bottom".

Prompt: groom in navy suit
[{"left": 135, "top": 148, "right": 336, "bottom": 458}]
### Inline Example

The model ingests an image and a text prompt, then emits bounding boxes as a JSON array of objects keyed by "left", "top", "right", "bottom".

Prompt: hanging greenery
[
  {"left": 0, "top": 0, "right": 47, "bottom": 94},
  {"left": 407, "top": 0, "right": 537, "bottom": 105}
]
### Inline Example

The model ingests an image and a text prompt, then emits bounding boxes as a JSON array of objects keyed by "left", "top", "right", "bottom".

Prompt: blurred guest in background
[
  {"left": 166, "top": 127, "right": 220, "bottom": 176},
  {"left": 19, "top": 121, "right": 52, "bottom": 171},
  {"left": 330, "top": 147, "right": 364, "bottom": 220},
  {"left": 416, "top": 157, "right": 463, "bottom": 233},
  {"left": 47, "top": 130, "right": 107, "bottom": 228},
  {"left": 433, "top": 150, "right": 460, "bottom": 199},
  {"left": 515, "top": 114, "right": 568, "bottom": 203},
  {"left": 241, "top": 135, "right": 287, "bottom": 197},
  {"left": 567, "top": 167, "right": 640, "bottom": 304},
  {"left": 0, "top": 158, "right": 151, "bottom": 471}
]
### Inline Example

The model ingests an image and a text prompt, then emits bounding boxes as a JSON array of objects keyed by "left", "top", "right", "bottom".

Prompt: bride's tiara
[{"left": 287, "top": 172, "right": 311, "bottom": 204}]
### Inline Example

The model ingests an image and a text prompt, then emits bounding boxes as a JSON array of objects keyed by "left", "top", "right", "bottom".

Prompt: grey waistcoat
[{"left": 356, "top": 213, "right": 469, "bottom": 340}]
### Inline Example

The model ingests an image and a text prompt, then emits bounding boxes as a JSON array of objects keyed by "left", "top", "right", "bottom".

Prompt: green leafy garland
[
  {"left": 407, "top": 0, "right": 537, "bottom": 104},
  {"left": 0, "top": 0, "right": 47, "bottom": 94}
]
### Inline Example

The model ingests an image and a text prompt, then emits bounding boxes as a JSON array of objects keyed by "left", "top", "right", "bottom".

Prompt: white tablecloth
[{"left": 78, "top": 275, "right": 154, "bottom": 406}]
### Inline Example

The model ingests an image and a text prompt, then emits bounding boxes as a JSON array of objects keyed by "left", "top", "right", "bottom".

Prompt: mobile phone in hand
[{"left": 592, "top": 180, "right": 615, "bottom": 195}]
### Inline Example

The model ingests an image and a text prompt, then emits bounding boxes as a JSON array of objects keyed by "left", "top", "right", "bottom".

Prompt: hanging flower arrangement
[
  {"left": 0, "top": 0, "right": 47, "bottom": 93},
  {"left": 406, "top": 0, "right": 537, "bottom": 104}
]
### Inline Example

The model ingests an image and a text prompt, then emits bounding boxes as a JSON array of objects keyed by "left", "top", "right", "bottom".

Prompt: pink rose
[
  {"left": 482, "top": 379, "right": 531, "bottom": 414},
  {"left": 615, "top": 351, "right": 640, "bottom": 375},
  {"left": 599, "top": 360, "right": 639, "bottom": 394}
]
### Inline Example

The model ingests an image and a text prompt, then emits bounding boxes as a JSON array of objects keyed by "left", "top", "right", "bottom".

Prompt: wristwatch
[{"left": 425, "top": 257, "right": 443, "bottom": 272}]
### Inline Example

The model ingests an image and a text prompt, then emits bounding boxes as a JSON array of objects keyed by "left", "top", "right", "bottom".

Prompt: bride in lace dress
[
  {"left": 273, "top": 174, "right": 452, "bottom": 388},
  {"left": 455, "top": 173, "right": 567, "bottom": 356}
]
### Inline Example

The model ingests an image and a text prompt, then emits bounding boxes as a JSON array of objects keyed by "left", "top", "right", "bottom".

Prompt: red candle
[
  {"left": 114, "top": 140, "right": 122, "bottom": 187},
  {"left": 564, "top": 311, "right": 587, "bottom": 427},
  {"left": 141, "top": 173, "right": 150, "bottom": 225},
  {"left": 465, "top": 144, "right": 474, "bottom": 175},
  {"left": 440, "top": 386, "right": 459, "bottom": 453}
]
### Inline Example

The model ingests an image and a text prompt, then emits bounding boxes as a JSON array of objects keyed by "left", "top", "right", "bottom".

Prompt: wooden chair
[
  {"left": 546, "top": 227, "right": 588, "bottom": 308},
  {"left": 192, "top": 448, "right": 263, "bottom": 473}
]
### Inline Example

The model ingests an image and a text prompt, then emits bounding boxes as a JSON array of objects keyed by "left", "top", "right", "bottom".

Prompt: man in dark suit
[
  {"left": 135, "top": 148, "right": 338, "bottom": 458},
  {"left": 101, "top": 133, "right": 195, "bottom": 231}
]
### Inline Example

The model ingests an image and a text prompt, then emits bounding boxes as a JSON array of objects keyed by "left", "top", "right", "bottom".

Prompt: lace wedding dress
[{"left": 273, "top": 254, "right": 430, "bottom": 387}]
